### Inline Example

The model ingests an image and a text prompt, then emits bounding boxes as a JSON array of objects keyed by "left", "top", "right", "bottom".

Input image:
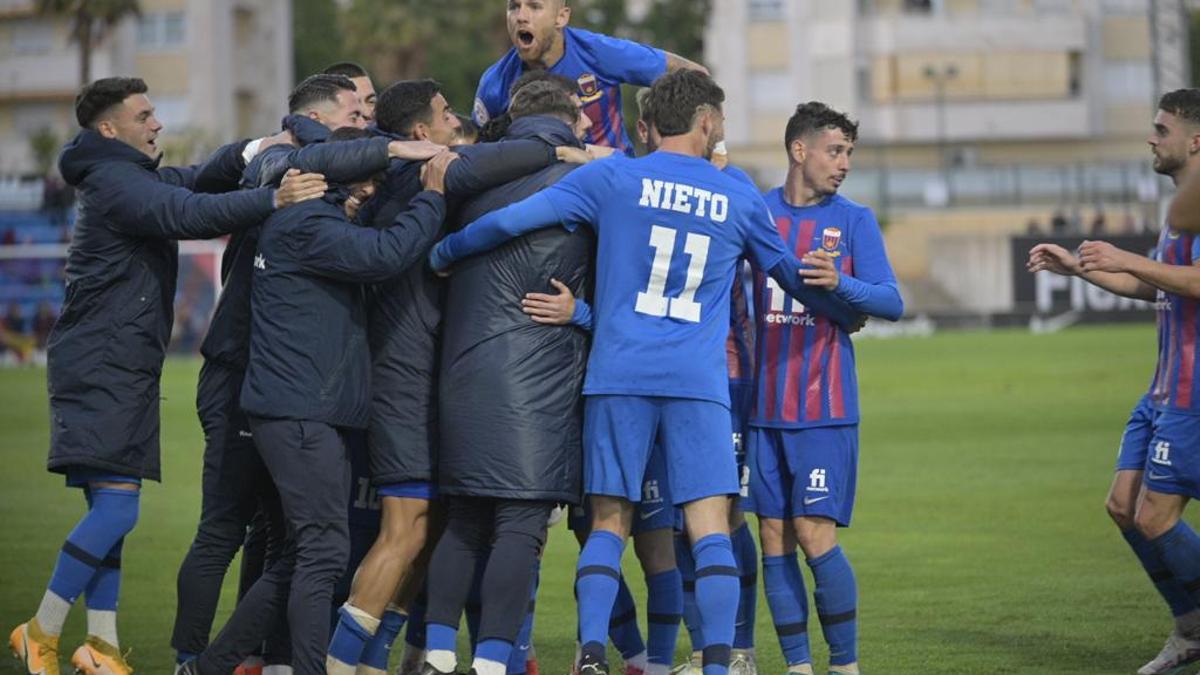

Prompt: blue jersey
[
  {"left": 473, "top": 27, "right": 667, "bottom": 155},
  {"left": 539, "top": 152, "right": 794, "bottom": 405},
  {"left": 752, "top": 189, "right": 898, "bottom": 428},
  {"left": 1151, "top": 228, "right": 1200, "bottom": 413}
]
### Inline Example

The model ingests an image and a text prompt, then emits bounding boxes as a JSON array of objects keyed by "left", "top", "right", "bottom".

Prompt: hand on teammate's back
[
  {"left": 259, "top": 129, "right": 296, "bottom": 153},
  {"left": 557, "top": 146, "right": 595, "bottom": 164},
  {"left": 1026, "top": 243, "right": 1082, "bottom": 276},
  {"left": 389, "top": 139, "right": 447, "bottom": 161},
  {"left": 420, "top": 150, "right": 457, "bottom": 194},
  {"left": 522, "top": 278, "right": 576, "bottom": 325},
  {"left": 273, "top": 168, "right": 328, "bottom": 209}
]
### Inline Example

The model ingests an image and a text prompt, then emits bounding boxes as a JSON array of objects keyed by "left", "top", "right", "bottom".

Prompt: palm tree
[{"left": 38, "top": 0, "right": 142, "bottom": 86}]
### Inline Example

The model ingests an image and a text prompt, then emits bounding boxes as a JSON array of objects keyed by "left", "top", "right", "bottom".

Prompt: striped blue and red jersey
[
  {"left": 751, "top": 189, "right": 897, "bottom": 428},
  {"left": 473, "top": 27, "right": 667, "bottom": 155},
  {"left": 1150, "top": 228, "right": 1200, "bottom": 413},
  {"left": 727, "top": 263, "right": 755, "bottom": 384}
]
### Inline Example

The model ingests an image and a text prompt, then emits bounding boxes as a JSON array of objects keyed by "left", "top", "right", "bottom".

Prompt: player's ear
[
  {"left": 556, "top": 3, "right": 570, "bottom": 28},
  {"left": 789, "top": 138, "right": 806, "bottom": 165},
  {"left": 1190, "top": 127, "right": 1200, "bottom": 156},
  {"left": 95, "top": 118, "right": 119, "bottom": 139},
  {"left": 410, "top": 123, "right": 429, "bottom": 142}
]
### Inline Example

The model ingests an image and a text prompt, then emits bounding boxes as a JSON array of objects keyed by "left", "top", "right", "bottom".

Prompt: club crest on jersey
[
  {"left": 577, "top": 73, "right": 603, "bottom": 103},
  {"left": 821, "top": 227, "right": 843, "bottom": 256}
]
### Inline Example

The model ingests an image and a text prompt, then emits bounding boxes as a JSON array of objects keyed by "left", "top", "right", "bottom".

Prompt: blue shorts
[
  {"left": 377, "top": 481, "right": 438, "bottom": 500},
  {"left": 583, "top": 395, "right": 739, "bottom": 506},
  {"left": 1143, "top": 410, "right": 1200, "bottom": 499},
  {"left": 1115, "top": 396, "right": 1155, "bottom": 471},
  {"left": 747, "top": 425, "right": 858, "bottom": 527},
  {"left": 65, "top": 467, "right": 141, "bottom": 488},
  {"left": 569, "top": 443, "right": 679, "bottom": 534}
]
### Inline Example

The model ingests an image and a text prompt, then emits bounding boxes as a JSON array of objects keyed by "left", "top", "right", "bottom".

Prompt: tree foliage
[
  {"left": 38, "top": 0, "right": 141, "bottom": 85},
  {"left": 293, "top": 0, "right": 345, "bottom": 81}
]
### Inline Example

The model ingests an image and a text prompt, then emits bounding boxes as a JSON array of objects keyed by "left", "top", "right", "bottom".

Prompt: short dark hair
[
  {"left": 477, "top": 114, "right": 512, "bottom": 143},
  {"left": 322, "top": 61, "right": 370, "bottom": 79},
  {"left": 509, "top": 80, "right": 579, "bottom": 125},
  {"left": 646, "top": 69, "right": 724, "bottom": 137},
  {"left": 784, "top": 101, "right": 859, "bottom": 151},
  {"left": 1159, "top": 89, "right": 1200, "bottom": 126},
  {"left": 636, "top": 87, "right": 654, "bottom": 124},
  {"left": 289, "top": 74, "right": 357, "bottom": 114},
  {"left": 454, "top": 114, "right": 479, "bottom": 143},
  {"left": 509, "top": 70, "right": 577, "bottom": 99},
  {"left": 375, "top": 79, "right": 442, "bottom": 136},
  {"left": 75, "top": 77, "right": 148, "bottom": 129}
]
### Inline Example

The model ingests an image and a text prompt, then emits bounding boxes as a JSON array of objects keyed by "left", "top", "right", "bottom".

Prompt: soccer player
[
  {"left": 746, "top": 102, "right": 903, "bottom": 675},
  {"left": 474, "top": 0, "right": 706, "bottom": 154},
  {"left": 1028, "top": 88, "right": 1200, "bottom": 675},
  {"left": 170, "top": 72, "right": 368, "bottom": 672},
  {"left": 419, "top": 79, "right": 593, "bottom": 675},
  {"left": 430, "top": 69, "right": 863, "bottom": 675},
  {"left": 8, "top": 76, "right": 322, "bottom": 675},
  {"left": 323, "top": 78, "right": 590, "bottom": 675},
  {"left": 323, "top": 61, "right": 377, "bottom": 122}
]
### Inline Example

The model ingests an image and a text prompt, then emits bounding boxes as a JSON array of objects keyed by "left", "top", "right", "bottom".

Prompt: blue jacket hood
[
  {"left": 505, "top": 115, "right": 583, "bottom": 149},
  {"left": 59, "top": 129, "right": 161, "bottom": 186},
  {"left": 282, "top": 114, "right": 332, "bottom": 147}
]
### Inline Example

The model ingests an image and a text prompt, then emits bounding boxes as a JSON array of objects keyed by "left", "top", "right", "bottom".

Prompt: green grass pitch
[{"left": 1, "top": 324, "right": 1193, "bottom": 674}]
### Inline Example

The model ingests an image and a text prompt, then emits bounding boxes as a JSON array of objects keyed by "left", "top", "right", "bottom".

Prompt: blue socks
[
  {"left": 693, "top": 534, "right": 738, "bottom": 675},
  {"left": 329, "top": 605, "right": 377, "bottom": 668},
  {"left": 576, "top": 530, "right": 625, "bottom": 659},
  {"left": 731, "top": 524, "right": 758, "bottom": 650},
  {"left": 675, "top": 534, "right": 703, "bottom": 651},
  {"left": 426, "top": 622, "right": 458, "bottom": 655},
  {"left": 1153, "top": 520, "right": 1200, "bottom": 605},
  {"left": 809, "top": 546, "right": 858, "bottom": 667},
  {"left": 84, "top": 536, "right": 123, "bottom": 612},
  {"left": 762, "top": 554, "right": 810, "bottom": 666},
  {"left": 474, "top": 638, "right": 513, "bottom": 673},
  {"left": 1123, "top": 527, "right": 1199, "bottom": 617},
  {"left": 360, "top": 607, "right": 406, "bottom": 671},
  {"left": 645, "top": 569, "right": 683, "bottom": 667},
  {"left": 47, "top": 488, "right": 139, "bottom": 606}
]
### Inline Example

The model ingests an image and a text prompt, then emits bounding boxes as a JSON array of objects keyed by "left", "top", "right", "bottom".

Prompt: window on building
[
  {"left": 1102, "top": 61, "right": 1152, "bottom": 103},
  {"left": 138, "top": 12, "right": 187, "bottom": 51},
  {"left": 904, "top": 0, "right": 933, "bottom": 12},
  {"left": 151, "top": 96, "right": 189, "bottom": 129},
  {"left": 749, "top": 70, "right": 794, "bottom": 112},
  {"left": 11, "top": 19, "right": 54, "bottom": 56},
  {"left": 749, "top": 0, "right": 784, "bottom": 22}
]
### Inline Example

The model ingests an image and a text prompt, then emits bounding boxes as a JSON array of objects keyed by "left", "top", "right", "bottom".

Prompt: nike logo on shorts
[
  {"left": 1149, "top": 471, "right": 1173, "bottom": 481},
  {"left": 803, "top": 496, "right": 830, "bottom": 506},
  {"left": 641, "top": 508, "right": 665, "bottom": 520}
]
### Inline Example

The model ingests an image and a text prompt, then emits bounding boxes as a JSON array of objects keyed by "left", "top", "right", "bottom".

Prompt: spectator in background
[
  {"left": 1026, "top": 218, "right": 1042, "bottom": 235},
  {"left": 1051, "top": 209, "right": 1069, "bottom": 234},
  {"left": 1091, "top": 209, "right": 1106, "bottom": 235},
  {"left": 5, "top": 301, "right": 29, "bottom": 336},
  {"left": 42, "top": 170, "right": 75, "bottom": 228}
]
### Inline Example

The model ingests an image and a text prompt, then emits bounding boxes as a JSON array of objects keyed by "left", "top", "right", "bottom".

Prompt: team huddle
[{"left": 9, "top": 2, "right": 917, "bottom": 675}]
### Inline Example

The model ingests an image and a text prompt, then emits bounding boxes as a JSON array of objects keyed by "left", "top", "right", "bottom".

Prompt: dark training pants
[
  {"left": 195, "top": 417, "right": 351, "bottom": 675},
  {"left": 425, "top": 497, "right": 553, "bottom": 644},
  {"left": 172, "top": 361, "right": 282, "bottom": 656}
]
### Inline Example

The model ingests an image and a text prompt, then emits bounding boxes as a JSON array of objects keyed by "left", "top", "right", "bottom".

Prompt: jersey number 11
[{"left": 635, "top": 224, "right": 711, "bottom": 323}]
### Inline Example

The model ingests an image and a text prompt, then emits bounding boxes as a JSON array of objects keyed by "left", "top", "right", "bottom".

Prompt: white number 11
[{"left": 634, "top": 225, "right": 710, "bottom": 323}]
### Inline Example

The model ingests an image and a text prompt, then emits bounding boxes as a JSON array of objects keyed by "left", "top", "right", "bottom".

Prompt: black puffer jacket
[
  {"left": 359, "top": 129, "right": 567, "bottom": 485},
  {"left": 438, "top": 115, "right": 592, "bottom": 503},
  {"left": 48, "top": 131, "right": 273, "bottom": 480}
]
